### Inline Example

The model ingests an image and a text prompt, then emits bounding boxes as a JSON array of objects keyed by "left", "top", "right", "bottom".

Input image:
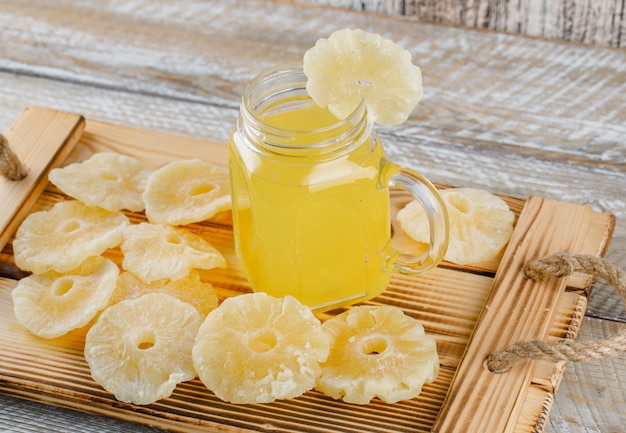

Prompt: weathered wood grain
[
  {"left": 0, "top": 1, "right": 623, "bottom": 432},
  {"left": 547, "top": 317, "right": 626, "bottom": 432},
  {"left": 297, "top": 0, "right": 626, "bottom": 47}
]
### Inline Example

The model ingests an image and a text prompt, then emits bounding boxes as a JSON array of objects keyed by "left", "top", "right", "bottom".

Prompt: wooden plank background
[
  {"left": 0, "top": 1, "right": 624, "bottom": 432},
  {"left": 297, "top": 0, "right": 626, "bottom": 47}
]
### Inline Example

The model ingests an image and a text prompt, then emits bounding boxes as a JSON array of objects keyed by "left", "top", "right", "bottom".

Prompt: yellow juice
[{"left": 229, "top": 103, "right": 395, "bottom": 312}]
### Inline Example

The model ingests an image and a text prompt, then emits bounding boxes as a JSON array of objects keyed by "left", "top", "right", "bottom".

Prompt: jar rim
[{"left": 240, "top": 62, "right": 368, "bottom": 153}]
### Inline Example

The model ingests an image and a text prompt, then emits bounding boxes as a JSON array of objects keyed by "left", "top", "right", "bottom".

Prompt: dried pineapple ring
[
  {"left": 316, "top": 305, "right": 439, "bottom": 405},
  {"left": 12, "top": 256, "right": 119, "bottom": 339},
  {"left": 84, "top": 293, "right": 202, "bottom": 405},
  {"left": 49, "top": 152, "right": 152, "bottom": 212},
  {"left": 13, "top": 200, "right": 130, "bottom": 274},
  {"left": 398, "top": 188, "right": 515, "bottom": 265},
  {"left": 110, "top": 270, "right": 218, "bottom": 317},
  {"left": 303, "top": 28, "right": 423, "bottom": 126},
  {"left": 193, "top": 293, "right": 330, "bottom": 404},
  {"left": 121, "top": 222, "right": 226, "bottom": 283},
  {"left": 143, "top": 159, "right": 231, "bottom": 226}
]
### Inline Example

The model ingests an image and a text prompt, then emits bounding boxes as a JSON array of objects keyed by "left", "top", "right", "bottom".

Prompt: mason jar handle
[{"left": 388, "top": 164, "right": 449, "bottom": 274}]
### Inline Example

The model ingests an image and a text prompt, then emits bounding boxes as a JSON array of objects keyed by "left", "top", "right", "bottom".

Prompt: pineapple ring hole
[
  {"left": 247, "top": 330, "right": 278, "bottom": 353},
  {"left": 447, "top": 195, "right": 471, "bottom": 214},
  {"left": 52, "top": 279, "right": 74, "bottom": 297},
  {"left": 135, "top": 330, "right": 157, "bottom": 350},
  {"left": 359, "top": 335, "right": 389, "bottom": 356},
  {"left": 99, "top": 172, "right": 120, "bottom": 182},
  {"left": 59, "top": 220, "right": 81, "bottom": 233},
  {"left": 166, "top": 233, "right": 182, "bottom": 244},
  {"left": 189, "top": 184, "right": 214, "bottom": 196}
]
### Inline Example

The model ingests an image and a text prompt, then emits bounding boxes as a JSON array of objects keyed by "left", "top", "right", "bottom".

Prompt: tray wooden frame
[{"left": 0, "top": 107, "right": 615, "bottom": 433}]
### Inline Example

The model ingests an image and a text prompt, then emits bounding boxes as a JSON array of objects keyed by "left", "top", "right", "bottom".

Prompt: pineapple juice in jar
[{"left": 229, "top": 63, "right": 448, "bottom": 313}]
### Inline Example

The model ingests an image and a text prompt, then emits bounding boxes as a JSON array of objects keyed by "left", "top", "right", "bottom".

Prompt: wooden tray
[{"left": 0, "top": 107, "right": 615, "bottom": 433}]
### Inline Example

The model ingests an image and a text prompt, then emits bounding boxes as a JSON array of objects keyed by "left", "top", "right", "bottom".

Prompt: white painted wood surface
[
  {"left": 0, "top": 1, "right": 624, "bottom": 432},
  {"left": 298, "top": 0, "right": 626, "bottom": 47}
]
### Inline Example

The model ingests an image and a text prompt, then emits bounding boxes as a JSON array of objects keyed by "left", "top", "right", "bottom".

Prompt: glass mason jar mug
[{"left": 229, "top": 63, "right": 448, "bottom": 313}]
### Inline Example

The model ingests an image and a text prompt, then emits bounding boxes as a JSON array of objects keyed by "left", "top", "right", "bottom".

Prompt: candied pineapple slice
[
  {"left": 121, "top": 222, "right": 226, "bottom": 283},
  {"left": 303, "top": 28, "right": 422, "bottom": 126},
  {"left": 13, "top": 200, "right": 129, "bottom": 274},
  {"left": 12, "top": 256, "right": 119, "bottom": 339},
  {"left": 49, "top": 152, "right": 152, "bottom": 212},
  {"left": 143, "top": 159, "right": 231, "bottom": 226},
  {"left": 316, "top": 305, "right": 439, "bottom": 405},
  {"left": 193, "top": 293, "right": 330, "bottom": 404},
  {"left": 110, "top": 270, "right": 218, "bottom": 317},
  {"left": 398, "top": 188, "right": 515, "bottom": 265},
  {"left": 84, "top": 293, "right": 202, "bottom": 405}
]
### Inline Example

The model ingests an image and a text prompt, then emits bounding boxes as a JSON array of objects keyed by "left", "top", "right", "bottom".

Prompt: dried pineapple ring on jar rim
[
  {"left": 315, "top": 305, "right": 439, "bottom": 405},
  {"left": 303, "top": 28, "right": 423, "bottom": 126}
]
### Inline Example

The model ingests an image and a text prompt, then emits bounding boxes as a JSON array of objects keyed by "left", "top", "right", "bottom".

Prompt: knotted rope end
[
  {"left": 522, "top": 251, "right": 576, "bottom": 281},
  {"left": 0, "top": 132, "right": 28, "bottom": 181},
  {"left": 484, "top": 354, "right": 514, "bottom": 374}
]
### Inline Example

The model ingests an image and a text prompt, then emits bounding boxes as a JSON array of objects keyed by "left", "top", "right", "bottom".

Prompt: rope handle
[
  {"left": 0, "top": 132, "right": 27, "bottom": 181},
  {"left": 486, "top": 252, "right": 626, "bottom": 373}
]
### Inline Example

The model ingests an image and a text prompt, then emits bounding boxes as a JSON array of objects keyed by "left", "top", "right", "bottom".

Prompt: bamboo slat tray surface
[{"left": 0, "top": 107, "right": 616, "bottom": 433}]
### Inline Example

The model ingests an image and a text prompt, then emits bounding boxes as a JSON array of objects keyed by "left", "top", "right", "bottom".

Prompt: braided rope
[
  {"left": 486, "top": 252, "right": 626, "bottom": 374},
  {"left": 0, "top": 132, "right": 27, "bottom": 181}
]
